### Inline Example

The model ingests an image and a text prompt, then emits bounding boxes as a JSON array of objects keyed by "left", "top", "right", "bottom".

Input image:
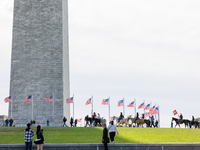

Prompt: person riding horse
[
  {"left": 134, "top": 112, "right": 139, "bottom": 123},
  {"left": 118, "top": 112, "right": 124, "bottom": 121},
  {"left": 179, "top": 113, "right": 183, "bottom": 123},
  {"left": 142, "top": 114, "right": 144, "bottom": 119}
]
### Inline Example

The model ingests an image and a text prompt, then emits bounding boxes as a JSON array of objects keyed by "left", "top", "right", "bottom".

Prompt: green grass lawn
[{"left": 0, "top": 127, "right": 200, "bottom": 144}]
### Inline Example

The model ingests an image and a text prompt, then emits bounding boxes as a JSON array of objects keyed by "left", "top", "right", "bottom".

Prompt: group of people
[
  {"left": 85, "top": 112, "right": 101, "bottom": 127},
  {"left": 62, "top": 116, "right": 78, "bottom": 127},
  {"left": 178, "top": 113, "right": 196, "bottom": 125},
  {"left": 4, "top": 118, "right": 14, "bottom": 127},
  {"left": 178, "top": 113, "right": 196, "bottom": 126},
  {"left": 25, "top": 123, "right": 44, "bottom": 150},
  {"left": 119, "top": 112, "right": 158, "bottom": 128},
  {"left": 30, "top": 120, "right": 36, "bottom": 126}
]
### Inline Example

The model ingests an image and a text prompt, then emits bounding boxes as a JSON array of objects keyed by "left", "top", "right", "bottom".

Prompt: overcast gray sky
[{"left": 1, "top": 0, "right": 200, "bottom": 127}]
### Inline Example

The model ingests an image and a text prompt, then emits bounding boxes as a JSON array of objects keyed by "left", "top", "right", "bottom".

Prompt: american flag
[
  {"left": 4, "top": 96, "right": 11, "bottom": 103},
  {"left": 25, "top": 95, "right": 32, "bottom": 103},
  {"left": 77, "top": 118, "right": 82, "bottom": 122},
  {"left": 102, "top": 98, "right": 109, "bottom": 105},
  {"left": 127, "top": 115, "right": 132, "bottom": 118},
  {"left": 85, "top": 98, "right": 92, "bottom": 105},
  {"left": 150, "top": 105, "right": 156, "bottom": 112},
  {"left": 110, "top": 116, "right": 113, "bottom": 121},
  {"left": 155, "top": 107, "right": 159, "bottom": 114},
  {"left": 138, "top": 102, "right": 144, "bottom": 109},
  {"left": 66, "top": 97, "right": 73, "bottom": 103},
  {"left": 145, "top": 103, "right": 151, "bottom": 110},
  {"left": 45, "top": 96, "right": 53, "bottom": 102},
  {"left": 127, "top": 101, "right": 134, "bottom": 107},
  {"left": 117, "top": 100, "right": 123, "bottom": 107},
  {"left": 145, "top": 112, "right": 151, "bottom": 117}
]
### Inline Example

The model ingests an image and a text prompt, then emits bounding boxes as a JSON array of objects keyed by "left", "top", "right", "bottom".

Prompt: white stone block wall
[{"left": 9, "top": 0, "right": 70, "bottom": 126}]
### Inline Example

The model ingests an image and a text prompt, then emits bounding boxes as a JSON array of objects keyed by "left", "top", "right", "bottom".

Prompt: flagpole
[
  {"left": 11, "top": 100, "right": 12, "bottom": 118},
  {"left": 109, "top": 96, "right": 110, "bottom": 123},
  {"left": 92, "top": 95, "right": 93, "bottom": 116},
  {"left": 158, "top": 105, "right": 160, "bottom": 128},
  {"left": 11, "top": 83, "right": 13, "bottom": 118},
  {"left": 134, "top": 99, "right": 136, "bottom": 116},
  {"left": 143, "top": 100, "right": 145, "bottom": 115},
  {"left": 53, "top": 94, "right": 55, "bottom": 126},
  {"left": 155, "top": 103, "right": 157, "bottom": 120},
  {"left": 73, "top": 94, "right": 74, "bottom": 123},
  {"left": 32, "top": 95, "right": 33, "bottom": 120},
  {"left": 123, "top": 97, "right": 125, "bottom": 116}
]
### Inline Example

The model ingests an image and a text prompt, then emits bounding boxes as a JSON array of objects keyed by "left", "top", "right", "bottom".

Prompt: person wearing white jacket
[{"left": 107, "top": 121, "right": 119, "bottom": 143}]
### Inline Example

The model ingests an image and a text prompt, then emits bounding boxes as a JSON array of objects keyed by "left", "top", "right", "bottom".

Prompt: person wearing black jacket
[
  {"left": 102, "top": 123, "right": 109, "bottom": 150},
  {"left": 70, "top": 117, "right": 74, "bottom": 127},
  {"left": 35, "top": 125, "right": 44, "bottom": 150}
]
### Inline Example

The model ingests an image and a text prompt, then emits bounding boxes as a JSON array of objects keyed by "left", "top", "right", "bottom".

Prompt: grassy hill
[{"left": 0, "top": 127, "right": 200, "bottom": 144}]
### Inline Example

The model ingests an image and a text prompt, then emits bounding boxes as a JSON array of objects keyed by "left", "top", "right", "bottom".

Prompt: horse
[
  {"left": 94, "top": 118, "right": 106, "bottom": 126},
  {"left": 127, "top": 117, "right": 145, "bottom": 127},
  {"left": 189, "top": 121, "right": 199, "bottom": 128},
  {"left": 144, "top": 119, "right": 150, "bottom": 127},
  {"left": 113, "top": 116, "right": 127, "bottom": 126},
  {"left": 172, "top": 117, "right": 189, "bottom": 128}
]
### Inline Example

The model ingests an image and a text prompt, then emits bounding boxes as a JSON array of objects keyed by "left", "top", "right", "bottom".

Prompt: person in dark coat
[
  {"left": 46, "top": 119, "right": 49, "bottom": 127},
  {"left": 5, "top": 119, "right": 9, "bottom": 127},
  {"left": 102, "top": 123, "right": 109, "bottom": 150},
  {"left": 151, "top": 116, "right": 155, "bottom": 128},
  {"left": 142, "top": 114, "right": 145, "bottom": 119},
  {"left": 9, "top": 118, "right": 14, "bottom": 127},
  {"left": 134, "top": 112, "right": 139, "bottom": 123},
  {"left": 70, "top": 117, "right": 74, "bottom": 127},
  {"left": 190, "top": 116, "right": 195, "bottom": 125},
  {"left": 35, "top": 125, "right": 44, "bottom": 150},
  {"left": 75, "top": 119, "right": 77, "bottom": 127},
  {"left": 63, "top": 117, "right": 67, "bottom": 127}
]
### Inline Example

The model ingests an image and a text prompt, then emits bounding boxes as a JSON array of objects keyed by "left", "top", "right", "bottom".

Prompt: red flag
[
  {"left": 173, "top": 110, "right": 177, "bottom": 115},
  {"left": 66, "top": 97, "right": 73, "bottom": 103},
  {"left": 25, "top": 96, "right": 32, "bottom": 103},
  {"left": 45, "top": 96, "right": 53, "bottom": 102},
  {"left": 4, "top": 96, "right": 11, "bottom": 103}
]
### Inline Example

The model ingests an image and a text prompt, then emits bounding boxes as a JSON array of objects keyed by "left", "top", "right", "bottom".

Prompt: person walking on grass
[
  {"left": 70, "top": 117, "right": 74, "bottom": 127},
  {"left": 102, "top": 123, "right": 109, "bottom": 150},
  {"left": 25, "top": 123, "right": 34, "bottom": 150},
  {"left": 35, "top": 125, "right": 44, "bottom": 150},
  {"left": 63, "top": 117, "right": 67, "bottom": 127},
  {"left": 108, "top": 121, "right": 119, "bottom": 143}
]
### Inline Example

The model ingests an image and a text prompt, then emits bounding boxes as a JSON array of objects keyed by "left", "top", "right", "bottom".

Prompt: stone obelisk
[{"left": 9, "top": 0, "right": 70, "bottom": 126}]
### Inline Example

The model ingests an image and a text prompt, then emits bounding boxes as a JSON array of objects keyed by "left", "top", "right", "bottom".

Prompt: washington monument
[{"left": 9, "top": 0, "right": 70, "bottom": 126}]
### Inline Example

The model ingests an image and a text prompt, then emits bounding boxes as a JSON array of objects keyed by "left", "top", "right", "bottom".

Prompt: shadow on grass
[{"left": 95, "top": 127, "right": 139, "bottom": 143}]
